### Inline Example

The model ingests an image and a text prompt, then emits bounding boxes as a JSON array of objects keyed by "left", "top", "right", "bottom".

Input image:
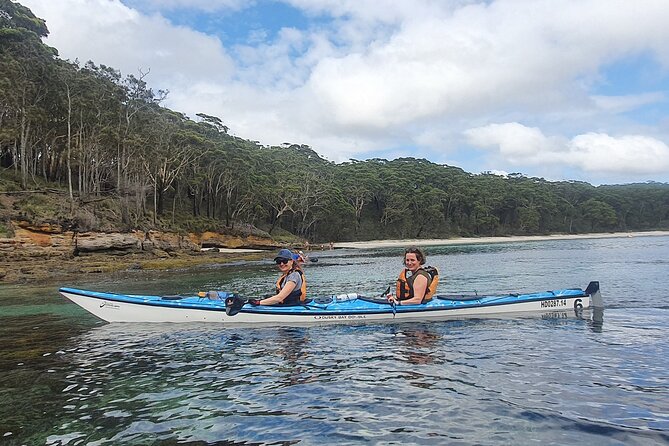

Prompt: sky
[{"left": 18, "top": 0, "right": 669, "bottom": 184}]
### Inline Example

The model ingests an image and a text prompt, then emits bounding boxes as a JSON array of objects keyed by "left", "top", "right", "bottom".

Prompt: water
[{"left": 1, "top": 236, "right": 668, "bottom": 445}]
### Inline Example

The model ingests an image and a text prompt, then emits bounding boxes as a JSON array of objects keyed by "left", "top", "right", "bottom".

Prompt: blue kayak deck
[{"left": 59, "top": 287, "right": 588, "bottom": 315}]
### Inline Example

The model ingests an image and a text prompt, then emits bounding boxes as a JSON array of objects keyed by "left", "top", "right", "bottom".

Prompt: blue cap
[
  {"left": 274, "top": 249, "right": 294, "bottom": 261},
  {"left": 292, "top": 253, "right": 301, "bottom": 261}
]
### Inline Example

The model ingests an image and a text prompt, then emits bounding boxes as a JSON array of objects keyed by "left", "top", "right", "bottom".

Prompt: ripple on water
[{"left": 29, "top": 314, "right": 665, "bottom": 445}]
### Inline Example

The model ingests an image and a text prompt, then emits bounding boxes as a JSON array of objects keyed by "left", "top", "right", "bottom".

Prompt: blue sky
[{"left": 20, "top": 0, "right": 669, "bottom": 184}]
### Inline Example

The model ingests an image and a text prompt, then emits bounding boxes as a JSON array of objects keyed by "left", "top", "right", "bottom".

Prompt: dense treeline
[{"left": 1, "top": 1, "right": 668, "bottom": 242}]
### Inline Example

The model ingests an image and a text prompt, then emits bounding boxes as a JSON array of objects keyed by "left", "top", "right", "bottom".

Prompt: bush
[{"left": 0, "top": 221, "right": 11, "bottom": 237}]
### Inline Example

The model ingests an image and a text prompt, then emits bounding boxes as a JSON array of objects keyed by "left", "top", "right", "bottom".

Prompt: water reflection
[
  {"left": 573, "top": 307, "right": 605, "bottom": 333},
  {"left": 590, "top": 307, "right": 605, "bottom": 333},
  {"left": 394, "top": 324, "right": 441, "bottom": 365},
  {"left": 273, "top": 327, "right": 310, "bottom": 387}
]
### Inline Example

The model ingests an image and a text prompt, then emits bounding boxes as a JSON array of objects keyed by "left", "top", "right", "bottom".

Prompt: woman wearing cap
[
  {"left": 387, "top": 247, "right": 439, "bottom": 306},
  {"left": 251, "top": 249, "right": 307, "bottom": 306},
  {"left": 294, "top": 250, "right": 307, "bottom": 267}
]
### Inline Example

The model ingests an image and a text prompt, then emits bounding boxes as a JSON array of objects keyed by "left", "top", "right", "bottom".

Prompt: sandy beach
[{"left": 333, "top": 230, "right": 669, "bottom": 249}]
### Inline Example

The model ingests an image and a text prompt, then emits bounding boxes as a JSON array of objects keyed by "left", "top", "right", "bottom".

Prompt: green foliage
[
  {"left": 579, "top": 199, "right": 618, "bottom": 231},
  {"left": 0, "top": 171, "right": 21, "bottom": 192},
  {"left": 13, "top": 194, "right": 53, "bottom": 220}
]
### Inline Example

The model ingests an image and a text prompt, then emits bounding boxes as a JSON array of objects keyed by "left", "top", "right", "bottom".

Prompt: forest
[{"left": 1, "top": 1, "right": 668, "bottom": 242}]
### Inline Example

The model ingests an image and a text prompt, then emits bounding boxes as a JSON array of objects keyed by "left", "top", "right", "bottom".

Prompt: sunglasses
[{"left": 275, "top": 258, "right": 290, "bottom": 265}]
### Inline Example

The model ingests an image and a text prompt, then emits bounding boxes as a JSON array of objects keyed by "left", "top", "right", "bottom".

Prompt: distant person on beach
[
  {"left": 387, "top": 247, "right": 439, "bottom": 305},
  {"left": 249, "top": 249, "right": 307, "bottom": 306},
  {"left": 293, "top": 250, "right": 307, "bottom": 266}
]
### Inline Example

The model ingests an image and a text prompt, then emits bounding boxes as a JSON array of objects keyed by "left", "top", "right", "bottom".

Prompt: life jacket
[
  {"left": 396, "top": 266, "right": 439, "bottom": 303},
  {"left": 275, "top": 267, "right": 307, "bottom": 305}
]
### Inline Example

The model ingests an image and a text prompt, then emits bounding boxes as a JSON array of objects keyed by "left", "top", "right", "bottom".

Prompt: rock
[
  {"left": 153, "top": 249, "right": 170, "bottom": 259},
  {"left": 190, "top": 231, "right": 278, "bottom": 250},
  {"left": 145, "top": 231, "right": 200, "bottom": 253},
  {"left": 75, "top": 232, "right": 142, "bottom": 254},
  {"left": 14, "top": 220, "right": 63, "bottom": 234},
  {"left": 141, "top": 239, "right": 155, "bottom": 252}
]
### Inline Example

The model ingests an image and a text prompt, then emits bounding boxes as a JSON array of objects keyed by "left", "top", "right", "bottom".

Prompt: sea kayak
[{"left": 59, "top": 281, "right": 602, "bottom": 324}]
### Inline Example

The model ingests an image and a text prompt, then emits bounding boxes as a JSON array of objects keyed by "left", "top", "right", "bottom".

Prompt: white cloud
[
  {"left": 466, "top": 123, "right": 669, "bottom": 175},
  {"left": 18, "top": 0, "right": 669, "bottom": 181},
  {"left": 591, "top": 92, "right": 666, "bottom": 113},
  {"left": 23, "top": 0, "right": 234, "bottom": 88},
  {"left": 305, "top": 0, "right": 669, "bottom": 133},
  {"left": 464, "top": 123, "right": 563, "bottom": 160},
  {"left": 568, "top": 133, "right": 669, "bottom": 174}
]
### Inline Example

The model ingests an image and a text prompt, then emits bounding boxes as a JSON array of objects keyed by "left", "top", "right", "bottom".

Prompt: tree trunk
[
  {"left": 19, "top": 112, "right": 30, "bottom": 190},
  {"left": 65, "top": 84, "right": 74, "bottom": 212}
]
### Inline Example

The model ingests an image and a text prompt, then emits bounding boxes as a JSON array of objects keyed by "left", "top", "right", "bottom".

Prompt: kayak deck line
[{"left": 58, "top": 281, "right": 602, "bottom": 324}]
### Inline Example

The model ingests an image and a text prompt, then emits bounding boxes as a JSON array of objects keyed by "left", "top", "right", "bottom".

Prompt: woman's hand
[{"left": 386, "top": 294, "right": 398, "bottom": 305}]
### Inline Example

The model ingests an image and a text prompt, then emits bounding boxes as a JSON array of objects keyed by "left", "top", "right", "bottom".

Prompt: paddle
[
  {"left": 225, "top": 295, "right": 249, "bottom": 316},
  {"left": 357, "top": 285, "right": 394, "bottom": 305},
  {"left": 380, "top": 285, "right": 396, "bottom": 317}
]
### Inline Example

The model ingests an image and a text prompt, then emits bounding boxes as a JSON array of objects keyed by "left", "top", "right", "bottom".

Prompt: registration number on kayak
[
  {"left": 313, "top": 314, "right": 367, "bottom": 320},
  {"left": 540, "top": 299, "right": 568, "bottom": 308}
]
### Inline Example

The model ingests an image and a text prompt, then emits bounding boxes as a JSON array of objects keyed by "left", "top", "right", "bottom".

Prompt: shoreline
[
  {"left": 333, "top": 230, "right": 669, "bottom": 249},
  {"left": 2, "top": 230, "right": 667, "bottom": 285}
]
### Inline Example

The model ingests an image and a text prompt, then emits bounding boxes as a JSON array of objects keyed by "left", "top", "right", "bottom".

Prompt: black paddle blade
[
  {"left": 380, "top": 285, "right": 391, "bottom": 297},
  {"left": 225, "top": 295, "right": 246, "bottom": 316}
]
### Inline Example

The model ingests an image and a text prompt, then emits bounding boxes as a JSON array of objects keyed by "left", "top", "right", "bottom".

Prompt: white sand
[{"left": 333, "top": 231, "right": 669, "bottom": 249}]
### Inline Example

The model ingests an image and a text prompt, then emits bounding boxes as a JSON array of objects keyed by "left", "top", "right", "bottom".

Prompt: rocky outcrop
[
  {"left": 0, "top": 221, "right": 75, "bottom": 259},
  {"left": 189, "top": 231, "right": 278, "bottom": 250},
  {"left": 144, "top": 231, "right": 200, "bottom": 253},
  {"left": 75, "top": 232, "right": 142, "bottom": 254},
  {"left": 0, "top": 220, "right": 276, "bottom": 260}
]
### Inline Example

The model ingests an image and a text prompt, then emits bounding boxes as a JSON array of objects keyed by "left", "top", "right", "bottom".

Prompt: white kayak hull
[{"left": 59, "top": 282, "right": 602, "bottom": 325}]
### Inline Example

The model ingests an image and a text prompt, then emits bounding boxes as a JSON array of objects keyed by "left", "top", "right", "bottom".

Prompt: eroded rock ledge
[{"left": 0, "top": 220, "right": 278, "bottom": 260}]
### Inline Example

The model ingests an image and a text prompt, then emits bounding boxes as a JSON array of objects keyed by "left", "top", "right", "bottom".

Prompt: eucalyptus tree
[
  {"left": 140, "top": 108, "right": 208, "bottom": 224},
  {"left": 551, "top": 181, "right": 596, "bottom": 232},
  {"left": 113, "top": 70, "right": 166, "bottom": 224},
  {"left": 336, "top": 160, "right": 381, "bottom": 236},
  {"left": 579, "top": 198, "right": 617, "bottom": 231},
  {"left": 0, "top": 0, "right": 57, "bottom": 188},
  {"left": 598, "top": 183, "right": 669, "bottom": 230}
]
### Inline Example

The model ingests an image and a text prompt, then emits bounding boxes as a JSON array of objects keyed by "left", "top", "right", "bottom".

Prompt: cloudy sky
[{"left": 20, "top": 0, "right": 669, "bottom": 184}]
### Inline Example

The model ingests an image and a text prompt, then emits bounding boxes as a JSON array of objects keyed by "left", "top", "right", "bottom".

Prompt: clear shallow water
[{"left": 1, "top": 236, "right": 668, "bottom": 445}]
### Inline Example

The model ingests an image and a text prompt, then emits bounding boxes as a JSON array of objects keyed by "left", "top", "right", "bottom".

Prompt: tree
[
  {"left": 579, "top": 198, "right": 617, "bottom": 231},
  {"left": 0, "top": 0, "right": 57, "bottom": 188}
]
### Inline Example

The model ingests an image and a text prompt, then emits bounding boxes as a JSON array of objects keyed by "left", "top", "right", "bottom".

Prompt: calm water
[{"left": 1, "top": 236, "right": 668, "bottom": 445}]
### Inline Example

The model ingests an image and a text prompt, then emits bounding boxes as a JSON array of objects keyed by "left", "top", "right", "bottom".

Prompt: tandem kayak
[{"left": 59, "top": 281, "right": 602, "bottom": 325}]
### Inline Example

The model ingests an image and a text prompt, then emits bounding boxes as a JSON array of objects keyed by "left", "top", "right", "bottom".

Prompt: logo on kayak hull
[{"left": 100, "top": 301, "right": 121, "bottom": 310}]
